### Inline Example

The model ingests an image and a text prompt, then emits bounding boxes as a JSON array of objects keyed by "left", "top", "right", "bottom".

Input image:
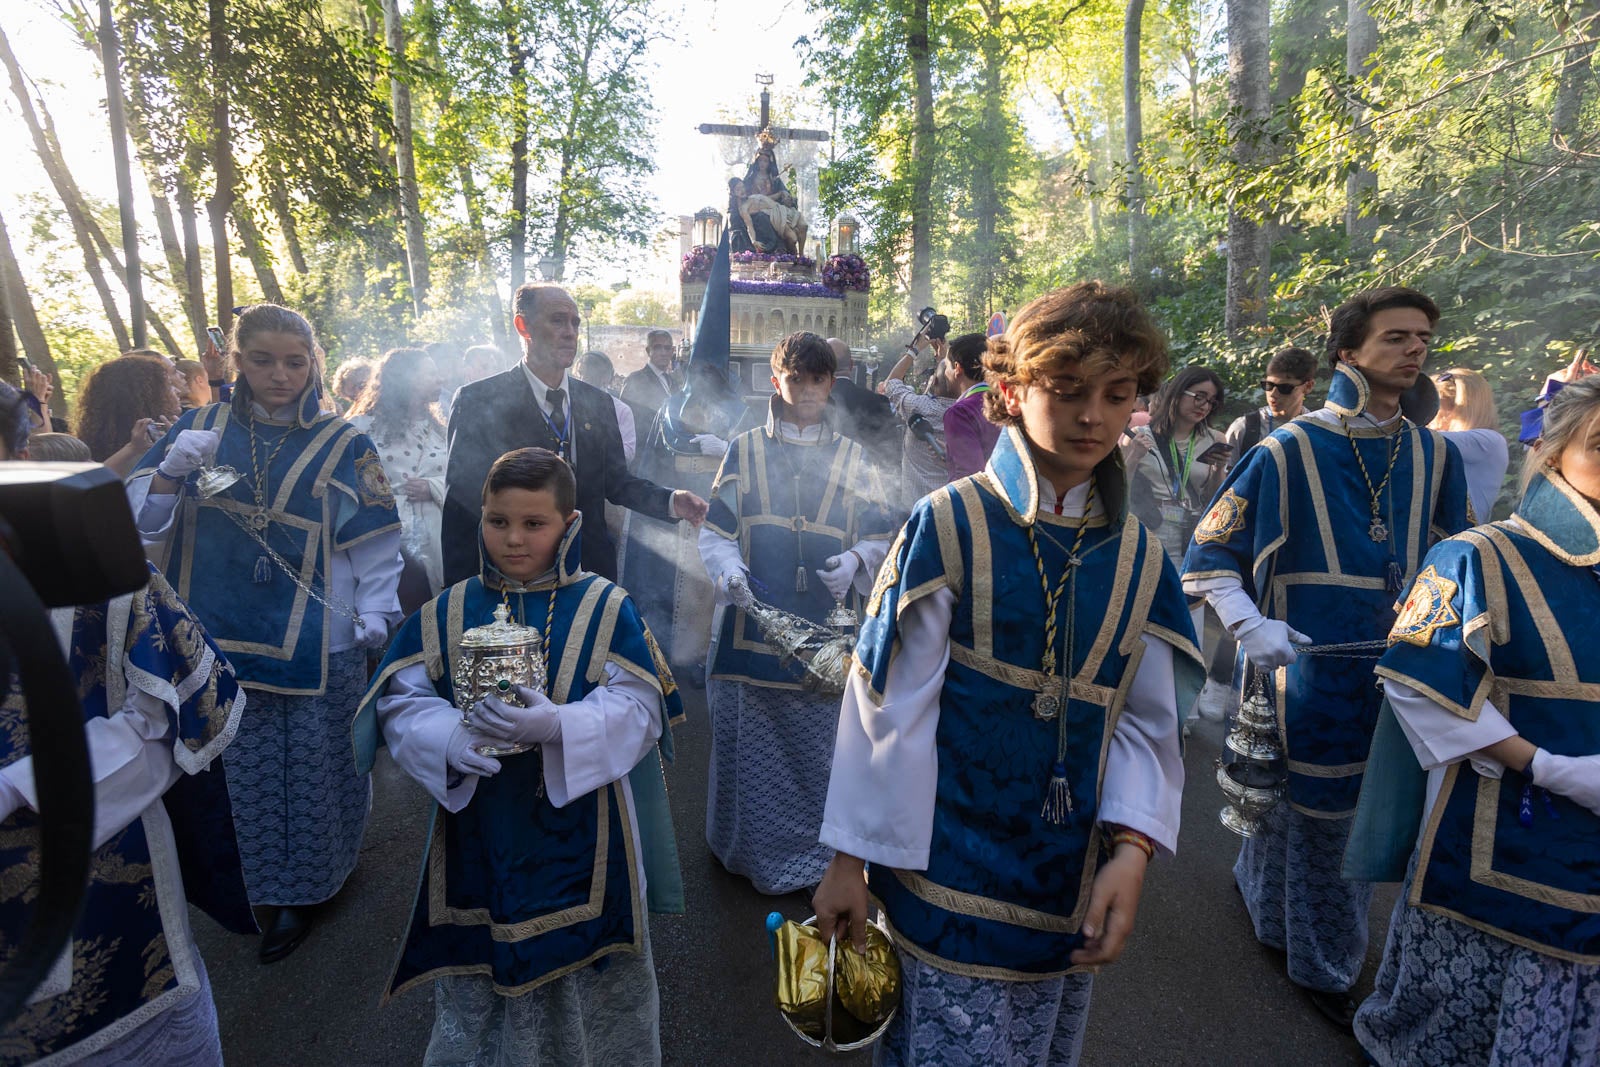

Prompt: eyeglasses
[
  {"left": 1181, "top": 389, "right": 1218, "bottom": 409},
  {"left": 1259, "top": 380, "right": 1304, "bottom": 394}
]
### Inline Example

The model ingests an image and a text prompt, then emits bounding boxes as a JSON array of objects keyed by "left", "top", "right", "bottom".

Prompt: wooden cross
[{"left": 697, "top": 75, "right": 829, "bottom": 143}]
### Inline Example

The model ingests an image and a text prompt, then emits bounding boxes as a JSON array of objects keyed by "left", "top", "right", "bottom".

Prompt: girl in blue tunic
[
  {"left": 127, "top": 303, "right": 403, "bottom": 963},
  {"left": 1353, "top": 377, "right": 1600, "bottom": 1066}
]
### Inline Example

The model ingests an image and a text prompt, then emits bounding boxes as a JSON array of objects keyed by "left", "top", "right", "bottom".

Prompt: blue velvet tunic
[
  {"left": 0, "top": 567, "right": 251, "bottom": 1063},
  {"left": 857, "top": 427, "right": 1202, "bottom": 979},
  {"left": 134, "top": 395, "right": 400, "bottom": 696},
  {"left": 1372, "top": 468, "right": 1600, "bottom": 963},
  {"left": 1182, "top": 364, "right": 1473, "bottom": 816},
  {"left": 353, "top": 521, "right": 686, "bottom": 997},
  {"left": 704, "top": 405, "right": 895, "bottom": 688}
]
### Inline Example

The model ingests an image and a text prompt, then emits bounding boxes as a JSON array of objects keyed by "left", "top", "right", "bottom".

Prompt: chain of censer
[{"left": 1026, "top": 479, "right": 1098, "bottom": 824}]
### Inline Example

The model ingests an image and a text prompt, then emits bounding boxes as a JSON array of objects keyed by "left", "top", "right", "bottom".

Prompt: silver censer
[
  {"left": 1215, "top": 667, "right": 1287, "bottom": 838},
  {"left": 454, "top": 603, "right": 549, "bottom": 757}
]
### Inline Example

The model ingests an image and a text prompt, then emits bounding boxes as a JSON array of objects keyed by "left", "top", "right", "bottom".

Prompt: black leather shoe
[
  {"left": 1303, "top": 987, "right": 1357, "bottom": 1033},
  {"left": 259, "top": 905, "right": 314, "bottom": 964}
]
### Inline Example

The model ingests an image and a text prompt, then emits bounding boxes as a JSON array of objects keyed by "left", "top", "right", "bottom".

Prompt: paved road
[{"left": 197, "top": 686, "right": 1382, "bottom": 1065}]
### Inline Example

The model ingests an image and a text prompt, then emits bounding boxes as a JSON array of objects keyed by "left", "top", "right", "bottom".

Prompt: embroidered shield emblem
[
  {"left": 866, "top": 531, "right": 905, "bottom": 618},
  {"left": 354, "top": 450, "right": 396, "bottom": 508},
  {"left": 1389, "top": 565, "right": 1461, "bottom": 647},
  {"left": 1195, "top": 488, "right": 1249, "bottom": 545}
]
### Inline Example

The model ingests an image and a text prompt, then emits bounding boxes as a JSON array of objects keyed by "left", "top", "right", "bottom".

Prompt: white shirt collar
[
  {"left": 520, "top": 363, "right": 571, "bottom": 411},
  {"left": 1032, "top": 472, "right": 1107, "bottom": 519}
]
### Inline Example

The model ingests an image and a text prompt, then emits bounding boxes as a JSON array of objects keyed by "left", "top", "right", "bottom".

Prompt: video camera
[{"left": 0, "top": 462, "right": 150, "bottom": 1023}]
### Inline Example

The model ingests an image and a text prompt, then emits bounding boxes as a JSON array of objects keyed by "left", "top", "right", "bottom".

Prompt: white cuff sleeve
[
  {"left": 1386, "top": 681, "right": 1517, "bottom": 774},
  {"left": 847, "top": 539, "right": 890, "bottom": 597},
  {"left": 349, "top": 531, "right": 404, "bottom": 622},
  {"left": 1186, "top": 575, "right": 1260, "bottom": 632},
  {"left": 542, "top": 662, "right": 663, "bottom": 808},
  {"left": 128, "top": 472, "right": 180, "bottom": 544},
  {"left": 378, "top": 662, "right": 480, "bottom": 811},
  {"left": 819, "top": 586, "right": 953, "bottom": 869},
  {"left": 1098, "top": 635, "right": 1185, "bottom": 854},
  {"left": 0, "top": 689, "right": 183, "bottom": 849}
]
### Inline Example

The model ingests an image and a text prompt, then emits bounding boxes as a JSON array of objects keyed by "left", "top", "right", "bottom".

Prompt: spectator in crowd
[
  {"left": 25, "top": 432, "right": 92, "bottom": 461},
  {"left": 463, "top": 343, "right": 505, "bottom": 383},
  {"left": 878, "top": 330, "right": 960, "bottom": 506},
  {"left": 175, "top": 358, "right": 212, "bottom": 409},
  {"left": 1428, "top": 366, "right": 1509, "bottom": 519},
  {"left": 942, "top": 332, "right": 1001, "bottom": 480},
  {"left": 825, "top": 337, "right": 902, "bottom": 493},
  {"left": 442, "top": 283, "right": 707, "bottom": 584},
  {"left": 346, "top": 347, "right": 449, "bottom": 606},
  {"left": 0, "top": 381, "right": 30, "bottom": 459},
  {"left": 128, "top": 302, "right": 403, "bottom": 964},
  {"left": 1226, "top": 346, "right": 1318, "bottom": 466},
  {"left": 575, "top": 350, "right": 636, "bottom": 465},
  {"left": 620, "top": 329, "right": 681, "bottom": 428},
  {"left": 1123, "top": 366, "right": 1230, "bottom": 568},
  {"left": 1129, "top": 393, "right": 1152, "bottom": 430},
  {"left": 329, "top": 357, "right": 374, "bottom": 414},
  {"left": 124, "top": 346, "right": 190, "bottom": 401},
  {"left": 77, "top": 353, "right": 183, "bottom": 477},
  {"left": 16, "top": 362, "right": 66, "bottom": 435}
]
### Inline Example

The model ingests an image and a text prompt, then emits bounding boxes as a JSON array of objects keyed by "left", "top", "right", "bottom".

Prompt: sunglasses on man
[{"left": 1259, "top": 380, "right": 1305, "bottom": 395}]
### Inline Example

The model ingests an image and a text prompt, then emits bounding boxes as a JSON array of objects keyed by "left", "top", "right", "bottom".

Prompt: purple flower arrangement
[
  {"left": 729, "top": 280, "right": 844, "bottom": 299},
  {"left": 679, "top": 244, "right": 718, "bottom": 284},
  {"left": 821, "top": 254, "right": 871, "bottom": 292}
]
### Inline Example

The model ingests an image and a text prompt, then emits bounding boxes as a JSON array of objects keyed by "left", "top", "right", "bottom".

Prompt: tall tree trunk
[
  {"left": 98, "top": 0, "right": 144, "bottom": 348},
  {"left": 1552, "top": 1, "right": 1599, "bottom": 145},
  {"left": 1124, "top": 0, "right": 1147, "bottom": 278},
  {"left": 970, "top": 0, "right": 1006, "bottom": 317},
  {"left": 382, "top": 0, "right": 430, "bottom": 313},
  {"left": 907, "top": 0, "right": 935, "bottom": 314},
  {"left": 126, "top": 69, "right": 204, "bottom": 351},
  {"left": 0, "top": 24, "right": 130, "bottom": 351},
  {"left": 233, "top": 196, "right": 285, "bottom": 305},
  {"left": 360, "top": 8, "right": 403, "bottom": 321},
  {"left": 502, "top": 0, "right": 529, "bottom": 294},
  {"left": 1274, "top": 0, "right": 1331, "bottom": 113},
  {"left": 458, "top": 162, "right": 508, "bottom": 345},
  {"left": 1345, "top": 0, "right": 1379, "bottom": 244},
  {"left": 208, "top": 0, "right": 235, "bottom": 325},
  {"left": 0, "top": 206, "right": 54, "bottom": 382},
  {"left": 176, "top": 162, "right": 208, "bottom": 342},
  {"left": 1055, "top": 92, "right": 1101, "bottom": 241},
  {"left": 267, "top": 180, "right": 308, "bottom": 274},
  {"left": 1225, "top": 0, "right": 1271, "bottom": 337}
]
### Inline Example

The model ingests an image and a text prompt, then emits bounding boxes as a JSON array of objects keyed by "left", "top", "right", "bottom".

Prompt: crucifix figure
[{"left": 698, "top": 76, "right": 829, "bottom": 255}]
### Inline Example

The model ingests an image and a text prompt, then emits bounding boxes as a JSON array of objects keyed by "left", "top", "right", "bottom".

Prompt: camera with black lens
[{"left": 0, "top": 461, "right": 149, "bottom": 1022}]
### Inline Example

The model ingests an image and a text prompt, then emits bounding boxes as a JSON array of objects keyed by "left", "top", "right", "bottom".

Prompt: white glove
[
  {"left": 470, "top": 685, "right": 562, "bottom": 748},
  {"left": 157, "top": 428, "right": 220, "bottom": 479},
  {"left": 1233, "top": 617, "right": 1311, "bottom": 670},
  {"left": 446, "top": 724, "right": 502, "bottom": 779},
  {"left": 353, "top": 612, "right": 390, "bottom": 650},
  {"left": 1530, "top": 749, "right": 1600, "bottom": 816},
  {"left": 816, "top": 553, "right": 860, "bottom": 600},
  {"left": 724, "top": 571, "right": 755, "bottom": 608},
  {"left": 692, "top": 433, "right": 729, "bottom": 458}
]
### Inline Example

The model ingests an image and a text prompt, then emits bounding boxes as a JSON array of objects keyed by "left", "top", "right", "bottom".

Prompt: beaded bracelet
[{"left": 1108, "top": 828, "right": 1155, "bottom": 861}]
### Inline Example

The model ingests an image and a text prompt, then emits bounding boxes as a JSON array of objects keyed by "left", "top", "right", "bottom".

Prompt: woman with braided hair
[{"left": 126, "top": 303, "right": 402, "bottom": 963}]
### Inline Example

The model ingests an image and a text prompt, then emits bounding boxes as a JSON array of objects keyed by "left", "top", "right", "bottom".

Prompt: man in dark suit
[
  {"left": 824, "top": 337, "right": 903, "bottom": 473},
  {"left": 442, "top": 285, "right": 708, "bottom": 584},
  {"left": 618, "top": 328, "right": 680, "bottom": 432}
]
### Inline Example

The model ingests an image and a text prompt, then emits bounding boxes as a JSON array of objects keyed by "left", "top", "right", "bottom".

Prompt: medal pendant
[
  {"left": 1367, "top": 517, "right": 1388, "bottom": 543},
  {"left": 249, "top": 510, "right": 270, "bottom": 530},
  {"left": 1033, "top": 676, "right": 1065, "bottom": 721}
]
